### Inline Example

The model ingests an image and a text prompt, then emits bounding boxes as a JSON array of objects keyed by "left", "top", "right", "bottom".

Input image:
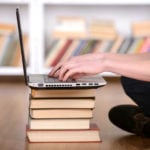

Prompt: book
[
  {"left": 26, "top": 141, "right": 101, "bottom": 150},
  {"left": 52, "top": 16, "right": 87, "bottom": 38},
  {"left": 31, "top": 88, "right": 97, "bottom": 98},
  {"left": 45, "top": 39, "right": 67, "bottom": 67},
  {"left": 26, "top": 123, "right": 101, "bottom": 143},
  {"left": 92, "top": 40, "right": 102, "bottom": 53},
  {"left": 72, "top": 39, "right": 87, "bottom": 56},
  {"left": 139, "top": 37, "right": 150, "bottom": 53},
  {"left": 59, "top": 39, "right": 80, "bottom": 62},
  {"left": 132, "top": 20, "right": 150, "bottom": 37},
  {"left": 89, "top": 19, "right": 117, "bottom": 40},
  {"left": 79, "top": 40, "right": 97, "bottom": 55},
  {"left": 100, "top": 40, "right": 114, "bottom": 53},
  {"left": 133, "top": 38, "right": 145, "bottom": 53},
  {"left": 0, "top": 34, "right": 17, "bottom": 66},
  {"left": 127, "top": 38, "right": 142, "bottom": 54},
  {"left": 30, "top": 108, "right": 93, "bottom": 119},
  {"left": 117, "top": 37, "right": 134, "bottom": 54},
  {"left": 30, "top": 97, "right": 95, "bottom": 109},
  {"left": 28, "top": 117, "right": 90, "bottom": 130},
  {"left": 11, "top": 34, "right": 29, "bottom": 66},
  {"left": 50, "top": 39, "right": 73, "bottom": 66},
  {"left": 0, "top": 23, "right": 17, "bottom": 66},
  {"left": 109, "top": 36, "right": 124, "bottom": 53},
  {"left": 0, "top": 23, "right": 16, "bottom": 34}
]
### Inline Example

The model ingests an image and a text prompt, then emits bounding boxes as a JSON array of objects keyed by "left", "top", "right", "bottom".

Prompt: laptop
[{"left": 16, "top": 8, "right": 107, "bottom": 89}]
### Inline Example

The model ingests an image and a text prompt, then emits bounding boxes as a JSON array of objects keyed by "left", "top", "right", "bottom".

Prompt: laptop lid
[{"left": 16, "top": 8, "right": 28, "bottom": 86}]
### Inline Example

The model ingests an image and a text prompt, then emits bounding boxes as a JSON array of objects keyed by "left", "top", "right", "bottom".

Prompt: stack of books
[
  {"left": 88, "top": 19, "right": 117, "bottom": 40},
  {"left": 26, "top": 88, "right": 101, "bottom": 143},
  {"left": 52, "top": 16, "right": 87, "bottom": 38},
  {"left": 132, "top": 20, "right": 150, "bottom": 37}
]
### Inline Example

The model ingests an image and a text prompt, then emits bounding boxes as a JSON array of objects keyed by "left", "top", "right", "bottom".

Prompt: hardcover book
[{"left": 27, "top": 123, "right": 101, "bottom": 143}]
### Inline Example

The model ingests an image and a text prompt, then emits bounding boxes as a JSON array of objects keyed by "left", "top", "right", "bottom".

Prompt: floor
[{"left": 0, "top": 77, "right": 150, "bottom": 150}]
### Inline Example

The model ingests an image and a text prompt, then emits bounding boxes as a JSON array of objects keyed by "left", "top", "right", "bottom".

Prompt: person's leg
[
  {"left": 109, "top": 77, "right": 150, "bottom": 137},
  {"left": 120, "top": 76, "right": 150, "bottom": 117}
]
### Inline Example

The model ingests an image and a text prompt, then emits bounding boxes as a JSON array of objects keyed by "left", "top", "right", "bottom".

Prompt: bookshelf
[{"left": 0, "top": 0, "right": 150, "bottom": 76}]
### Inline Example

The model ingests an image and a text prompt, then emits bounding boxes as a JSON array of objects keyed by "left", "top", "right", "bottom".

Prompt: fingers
[
  {"left": 59, "top": 62, "right": 78, "bottom": 80},
  {"left": 62, "top": 67, "right": 82, "bottom": 81},
  {"left": 48, "top": 54, "right": 101, "bottom": 81},
  {"left": 48, "top": 62, "right": 63, "bottom": 77}
]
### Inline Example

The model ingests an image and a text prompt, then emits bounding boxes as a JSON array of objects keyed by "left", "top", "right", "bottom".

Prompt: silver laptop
[{"left": 16, "top": 8, "right": 107, "bottom": 89}]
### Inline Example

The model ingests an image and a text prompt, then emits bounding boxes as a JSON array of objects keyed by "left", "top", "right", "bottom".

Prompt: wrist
[{"left": 96, "top": 52, "right": 109, "bottom": 72}]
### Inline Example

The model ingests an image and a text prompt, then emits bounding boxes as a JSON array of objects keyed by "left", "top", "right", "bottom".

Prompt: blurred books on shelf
[
  {"left": 11, "top": 34, "right": 29, "bottom": 67},
  {"left": 45, "top": 17, "right": 119, "bottom": 67},
  {"left": 45, "top": 18, "right": 150, "bottom": 68},
  {"left": 0, "top": 23, "right": 29, "bottom": 67},
  {"left": 52, "top": 16, "right": 87, "bottom": 38},
  {"left": 88, "top": 19, "right": 117, "bottom": 40}
]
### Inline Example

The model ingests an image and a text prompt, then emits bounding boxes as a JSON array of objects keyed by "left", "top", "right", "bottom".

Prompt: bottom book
[{"left": 26, "top": 123, "right": 101, "bottom": 143}]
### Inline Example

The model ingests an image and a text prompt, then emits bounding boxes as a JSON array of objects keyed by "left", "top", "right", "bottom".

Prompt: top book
[{"left": 31, "top": 88, "right": 97, "bottom": 98}]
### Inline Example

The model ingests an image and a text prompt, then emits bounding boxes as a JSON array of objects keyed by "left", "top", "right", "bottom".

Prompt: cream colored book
[
  {"left": 27, "top": 123, "right": 101, "bottom": 143},
  {"left": 31, "top": 88, "right": 97, "bottom": 98},
  {"left": 29, "top": 118, "right": 90, "bottom": 130},
  {"left": 30, "top": 109, "right": 93, "bottom": 119},
  {"left": 30, "top": 97, "right": 95, "bottom": 109}
]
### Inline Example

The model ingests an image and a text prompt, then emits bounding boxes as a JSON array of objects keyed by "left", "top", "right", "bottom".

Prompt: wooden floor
[{"left": 0, "top": 77, "right": 150, "bottom": 150}]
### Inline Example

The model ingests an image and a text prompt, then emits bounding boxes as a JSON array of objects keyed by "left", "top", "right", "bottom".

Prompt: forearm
[{"left": 102, "top": 53, "right": 150, "bottom": 82}]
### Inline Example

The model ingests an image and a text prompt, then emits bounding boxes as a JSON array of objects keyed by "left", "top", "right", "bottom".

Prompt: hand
[
  {"left": 49, "top": 53, "right": 102, "bottom": 78},
  {"left": 49, "top": 53, "right": 105, "bottom": 81}
]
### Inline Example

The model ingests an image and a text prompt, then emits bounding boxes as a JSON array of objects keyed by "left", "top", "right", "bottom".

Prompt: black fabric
[
  {"left": 109, "top": 104, "right": 143, "bottom": 133},
  {"left": 121, "top": 76, "right": 150, "bottom": 117},
  {"left": 109, "top": 104, "right": 150, "bottom": 137}
]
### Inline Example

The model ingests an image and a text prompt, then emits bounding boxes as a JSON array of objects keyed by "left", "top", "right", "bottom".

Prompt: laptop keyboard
[{"left": 43, "top": 75, "right": 74, "bottom": 83}]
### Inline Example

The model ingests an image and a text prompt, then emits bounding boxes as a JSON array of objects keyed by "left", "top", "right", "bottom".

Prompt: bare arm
[
  {"left": 104, "top": 52, "right": 150, "bottom": 81},
  {"left": 49, "top": 52, "right": 150, "bottom": 82}
]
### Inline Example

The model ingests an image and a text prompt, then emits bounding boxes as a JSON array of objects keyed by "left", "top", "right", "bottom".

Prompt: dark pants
[{"left": 121, "top": 76, "right": 150, "bottom": 117}]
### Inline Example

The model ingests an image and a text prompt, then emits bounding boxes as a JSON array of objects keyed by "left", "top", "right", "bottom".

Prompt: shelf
[
  {"left": 0, "top": 0, "right": 29, "bottom": 4},
  {"left": 0, "top": 1, "right": 150, "bottom": 76},
  {"left": 42, "top": 0, "right": 150, "bottom": 5}
]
